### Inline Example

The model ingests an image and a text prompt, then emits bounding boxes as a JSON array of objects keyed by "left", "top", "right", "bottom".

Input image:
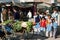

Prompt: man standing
[
  {"left": 13, "top": 8, "right": 20, "bottom": 21},
  {"left": 27, "top": 10, "right": 32, "bottom": 21}
]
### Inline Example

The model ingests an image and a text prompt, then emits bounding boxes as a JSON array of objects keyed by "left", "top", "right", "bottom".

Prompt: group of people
[
  {"left": 1, "top": 8, "right": 33, "bottom": 22},
  {"left": 33, "top": 9, "right": 59, "bottom": 38},
  {"left": 0, "top": 6, "right": 59, "bottom": 39}
]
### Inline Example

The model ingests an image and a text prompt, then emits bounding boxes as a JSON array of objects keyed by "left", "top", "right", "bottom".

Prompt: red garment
[{"left": 40, "top": 20, "right": 46, "bottom": 28}]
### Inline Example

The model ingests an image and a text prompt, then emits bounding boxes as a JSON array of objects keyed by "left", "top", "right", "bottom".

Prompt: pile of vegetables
[
  {"left": 1, "top": 20, "right": 12, "bottom": 25},
  {"left": 1, "top": 20, "right": 33, "bottom": 32},
  {"left": 13, "top": 21, "right": 22, "bottom": 31},
  {"left": 13, "top": 21, "right": 33, "bottom": 32},
  {"left": 26, "top": 21, "right": 33, "bottom": 32}
]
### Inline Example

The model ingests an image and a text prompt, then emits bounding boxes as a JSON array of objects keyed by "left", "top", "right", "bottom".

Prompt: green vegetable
[
  {"left": 2, "top": 20, "right": 12, "bottom": 25},
  {"left": 26, "top": 21, "right": 33, "bottom": 32},
  {"left": 1, "top": 20, "right": 33, "bottom": 32},
  {"left": 13, "top": 21, "right": 22, "bottom": 31}
]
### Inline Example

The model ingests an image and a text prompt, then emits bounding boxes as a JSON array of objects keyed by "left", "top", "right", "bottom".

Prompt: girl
[
  {"left": 40, "top": 17, "right": 46, "bottom": 32},
  {"left": 46, "top": 15, "right": 52, "bottom": 37},
  {"left": 40, "top": 17, "right": 46, "bottom": 36}
]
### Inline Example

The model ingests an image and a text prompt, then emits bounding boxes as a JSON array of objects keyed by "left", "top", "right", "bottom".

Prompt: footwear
[
  {"left": 46, "top": 31, "right": 49, "bottom": 37},
  {"left": 45, "top": 36, "right": 49, "bottom": 38},
  {"left": 50, "top": 36, "right": 52, "bottom": 38},
  {"left": 53, "top": 36, "right": 57, "bottom": 39}
]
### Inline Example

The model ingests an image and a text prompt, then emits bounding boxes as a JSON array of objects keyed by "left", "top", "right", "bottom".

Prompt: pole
[{"left": 33, "top": 2, "right": 37, "bottom": 15}]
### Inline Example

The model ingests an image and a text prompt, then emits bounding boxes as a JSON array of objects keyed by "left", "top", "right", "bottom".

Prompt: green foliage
[
  {"left": 2, "top": 20, "right": 12, "bottom": 25},
  {"left": 13, "top": 21, "right": 22, "bottom": 31},
  {"left": 1, "top": 20, "right": 33, "bottom": 32},
  {"left": 26, "top": 21, "right": 33, "bottom": 32}
]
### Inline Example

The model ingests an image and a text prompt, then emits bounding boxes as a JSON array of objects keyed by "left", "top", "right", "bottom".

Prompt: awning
[
  {"left": 37, "top": 3, "right": 51, "bottom": 8},
  {"left": 13, "top": 2, "right": 43, "bottom": 8},
  {"left": 14, "top": 3, "right": 33, "bottom": 8}
]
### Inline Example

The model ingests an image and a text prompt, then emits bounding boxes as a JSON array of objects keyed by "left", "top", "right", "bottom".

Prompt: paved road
[
  {"left": 2, "top": 32, "right": 60, "bottom": 40},
  {"left": 1, "top": 26, "right": 60, "bottom": 40}
]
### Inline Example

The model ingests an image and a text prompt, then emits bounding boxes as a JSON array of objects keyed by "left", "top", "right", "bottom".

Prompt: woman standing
[
  {"left": 2, "top": 9, "right": 7, "bottom": 21},
  {"left": 52, "top": 9, "right": 58, "bottom": 38},
  {"left": 46, "top": 15, "right": 52, "bottom": 37},
  {"left": 33, "top": 13, "right": 40, "bottom": 34}
]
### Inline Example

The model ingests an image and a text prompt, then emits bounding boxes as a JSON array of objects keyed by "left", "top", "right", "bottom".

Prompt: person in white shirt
[
  {"left": 46, "top": 10, "right": 50, "bottom": 15},
  {"left": 39, "top": 13, "right": 43, "bottom": 18},
  {"left": 52, "top": 9, "right": 58, "bottom": 38},
  {"left": 45, "top": 10, "right": 50, "bottom": 19},
  {"left": 58, "top": 11, "right": 60, "bottom": 26},
  {"left": 27, "top": 10, "right": 32, "bottom": 21},
  {"left": 52, "top": 9, "right": 58, "bottom": 20}
]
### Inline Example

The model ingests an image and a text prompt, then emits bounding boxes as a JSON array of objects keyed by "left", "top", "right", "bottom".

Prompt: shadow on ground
[
  {"left": 4, "top": 33, "right": 48, "bottom": 40},
  {"left": 2, "top": 26, "right": 60, "bottom": 40},
  {"left": 56, "top": 26, "right": 60, "bottom": 38}
]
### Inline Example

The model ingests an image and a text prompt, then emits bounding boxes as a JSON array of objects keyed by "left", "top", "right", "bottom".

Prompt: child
[
  {"left": 39, "top": 17, "right": 46, "bottom": 36},
  {"left": 46, "top": 15, "right": 52, "bottom": 37},
  {"left": 52, "top": 18, "right": 58, "bottom": 38},
  {"left": 40, "top": 17, "right": 46, "bottom": 32}
]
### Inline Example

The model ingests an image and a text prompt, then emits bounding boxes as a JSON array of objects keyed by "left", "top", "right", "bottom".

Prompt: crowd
[
  {"left": 0, "top": 6, "right": 60, "bottom": 39},
  {"left": 33, "top": 9, "right": 59, "bottom": 38},
  {"left": 1, "top": 7, "right": 33, "bottom": 22}
]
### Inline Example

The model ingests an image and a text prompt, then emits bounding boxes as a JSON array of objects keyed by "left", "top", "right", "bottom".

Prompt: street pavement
[
  {"left": 0, "top": 26, "right": 60, "bottom": 40},
  {"left": 2, "top": 31, "right": 60, "bottom": 40}
]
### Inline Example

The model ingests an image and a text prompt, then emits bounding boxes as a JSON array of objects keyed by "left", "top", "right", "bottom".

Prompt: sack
[{"left": 5, "top": 25, "right": 12, "bottom": 33}]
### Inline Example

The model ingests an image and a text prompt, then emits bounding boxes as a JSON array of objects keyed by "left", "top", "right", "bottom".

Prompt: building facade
[
  {"left": 34, "top": 0, "right": 57, "bottom": 4},
  {"left": 57, "top": 0, "right": 60, "bottom": 2}
]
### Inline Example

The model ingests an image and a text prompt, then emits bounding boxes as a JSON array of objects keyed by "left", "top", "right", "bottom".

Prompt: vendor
[{"left": 13, "top": 8, "right": 20, "bottom": 21}]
